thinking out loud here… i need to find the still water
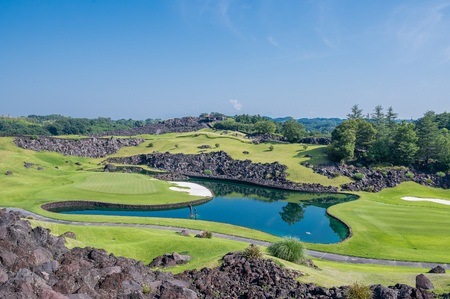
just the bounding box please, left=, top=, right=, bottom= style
left=56, top=179, right=357, bottom=244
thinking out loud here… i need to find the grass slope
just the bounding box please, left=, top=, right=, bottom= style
left=308, top=182, right=450, bottom=263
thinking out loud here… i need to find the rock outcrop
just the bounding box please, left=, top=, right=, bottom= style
left=0, top=209, right=446, bottom=298
left=15, top=136, right=144, bottom=158
left=314, top=163, right=450, bottom=192
left=95, top=117, right=212, bottom=136
left=107, top=151, right=339, bottom=193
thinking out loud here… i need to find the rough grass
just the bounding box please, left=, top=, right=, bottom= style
left=109, top=130, right=351, bottom=187
left=28, top=220, right=248, bottom=274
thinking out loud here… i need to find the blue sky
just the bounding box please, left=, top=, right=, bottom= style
left=1, top=0, right=449, bottom=119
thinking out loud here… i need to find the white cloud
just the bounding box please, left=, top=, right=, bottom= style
left=267, top=35, right=281, bottom=48
left=229, top=99, right=242, bottom=111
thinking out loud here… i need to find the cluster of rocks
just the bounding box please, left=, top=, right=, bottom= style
left=15, top=136, right=144, bottom=158
left=0, top=209, right=448, bottom=299
left=23, top=161, right=44, bottom=171
left=0, top=209, right=199, bottom=298
left=148, top=252, right=192, bottom=269
left=314, top=163, right=450, bottom=192
left=107, top=151, right=338, bottom=193
left=95, top=117, right=213, bottom=137
left=300, top=137, right=331, bottom=145
left=4, top=170, right=12, bottom=175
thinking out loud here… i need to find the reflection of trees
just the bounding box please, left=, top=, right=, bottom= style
left=326, top=214, right=349, bottom=240
left=279, top=203, right=305, bottom=226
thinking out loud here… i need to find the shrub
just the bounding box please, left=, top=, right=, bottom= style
left=200, top=230, right=212, bottom=238
left=405, top=172, right=414, bottom=179
left=346, top=282, right=372, bottom=299
left=436, top=171, right=446, bottom=177
left=243, top=151, right=249, bottom=154
left=267, top=237, right=305, bottom=263
left=215, top=143, right=220, bottom=148
left=204, top=169, right=212, bottom=175
left=269, top=145, right=274, bottom=151
left=425, top=178, right=433, bottom=184
left=242, top=244, right=263, bottom=259
left=146, top=143, right=153, bottom=148
left=353, top=173, right=364, bottom=181
left=302, top=145, right=308, bottom=151
left=142, top=284, right=151, bottom=294
left=174, top=144, right=179, bottom=148
left=332, top=173, right=340, bottom=178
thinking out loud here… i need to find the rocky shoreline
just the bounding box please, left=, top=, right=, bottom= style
left=0, top=209, right=446, bottom=298
left=106, top=151, right=339, bottom=193
left=14, top=136, right=145, bottom=158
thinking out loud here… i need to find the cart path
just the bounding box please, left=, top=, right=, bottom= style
left=6, top=208, right=449, bottom=270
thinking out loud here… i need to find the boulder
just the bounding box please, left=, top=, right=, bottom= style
left=148, top=252, right=192, bottom=268
left=429, top=265, right=446, bottom=274
left=4, top=170, right=12, bottom=175
left=416, top=274, right=434, bottom=290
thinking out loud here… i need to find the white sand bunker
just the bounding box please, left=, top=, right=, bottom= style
left=401, top=196, right=450, bottom=206
left=169, top=181, right=213, bottom=197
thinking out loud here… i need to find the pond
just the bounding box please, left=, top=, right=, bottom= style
left=54, top=179, right=357, bottom=244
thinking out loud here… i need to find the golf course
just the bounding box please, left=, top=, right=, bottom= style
left=1, top=130, right=450, bottom=292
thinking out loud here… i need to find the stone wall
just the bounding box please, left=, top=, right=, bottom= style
left=14, top=136, right=144, bottom=158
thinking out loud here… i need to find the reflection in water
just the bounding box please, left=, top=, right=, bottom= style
left=54, top=178, right=358, bottom=244
left=279, top=203, right=305, bottom=226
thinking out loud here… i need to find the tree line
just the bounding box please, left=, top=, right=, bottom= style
left=328, top=105, right=450, bottom=171
left=0, top=115, right=158, bottom=136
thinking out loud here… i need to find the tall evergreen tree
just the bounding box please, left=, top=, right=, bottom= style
left=392, top=122, right=419, bottom=166
left=347, top=104, right=363, bottom=120
left=328, top=120, right=357, bottom=162
left=416, top=111, right=440, bottom=162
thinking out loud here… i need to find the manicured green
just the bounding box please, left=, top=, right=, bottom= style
left=308, top=182, right=450, bottom=263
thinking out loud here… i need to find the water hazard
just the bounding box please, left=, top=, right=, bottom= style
left=54, top=179, right=357, bottom=244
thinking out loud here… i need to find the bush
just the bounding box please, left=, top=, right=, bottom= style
left=436, top=171, right=446, bottom=177
left=204, top=169, right=212, bottom=175
left=353, top=173, right=364, bottom=181
left=425, top=178, right=433, bottom=184
left=269, top=145, right=274, bottom=151
left=200, top=230, right=212, bottom=238
left=267, top=237, right=305, bottom=263
left=405, top=172, right=414, bottom=179
left=215, top=143, right=220, bottom=148
left=346, top=282, right=372, bottom=299
left=146, top=143, right=153, bottom=148
left=142, top=284, right=151, bottom=294
left=243, top=151, right=249, bottom=154
left=242, top=244, right=263, bottom=259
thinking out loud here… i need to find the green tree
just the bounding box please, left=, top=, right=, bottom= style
left=254, top=120, right=276, bottom=134
left=328, top=120, right=357, bottom=162
left=354, top=119, right=376, bottom=160
left=416, top=111, right=440, bottom=162
left=392, top=122, right=419, bottom=165
left=386, top=106, right=398, bottom=130
left=347, top=104, right=363, bottom=120
left=281, top=119, right=306, bottom=142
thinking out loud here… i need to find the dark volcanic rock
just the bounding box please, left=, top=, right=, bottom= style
left=0, top=209, right=444, bottom=299
left=148, top=252, right=192, bottom=268
left=429, top=266, right=446, bottom=274
left=107, top=151, right=339, bottom=193
left=416, top=274, right=434, bottom=290
left=15, top=136, right=144, bottom=158
left=95, top=117, right=212, bottom=137
left=313, top=163, right=450, bottom=192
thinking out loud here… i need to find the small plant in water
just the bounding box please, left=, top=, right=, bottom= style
left=267, top=237, right=305, bottom=263
left=346, top=282, right=372, bottom=299
left=242, top=244, right=263, bottom=259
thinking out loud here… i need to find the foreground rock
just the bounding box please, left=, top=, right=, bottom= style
left=149, top=252, right=192, bottom=268
left=107, top=151, right=338, bottom=193
left=0, top=209, right=447, bottom=298
left=14, top=136, right=144, bottom=158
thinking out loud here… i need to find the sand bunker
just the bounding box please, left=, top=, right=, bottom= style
left=169, top=181, right=213, bottom=197
left=401, top=196, right=450, bottom=206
